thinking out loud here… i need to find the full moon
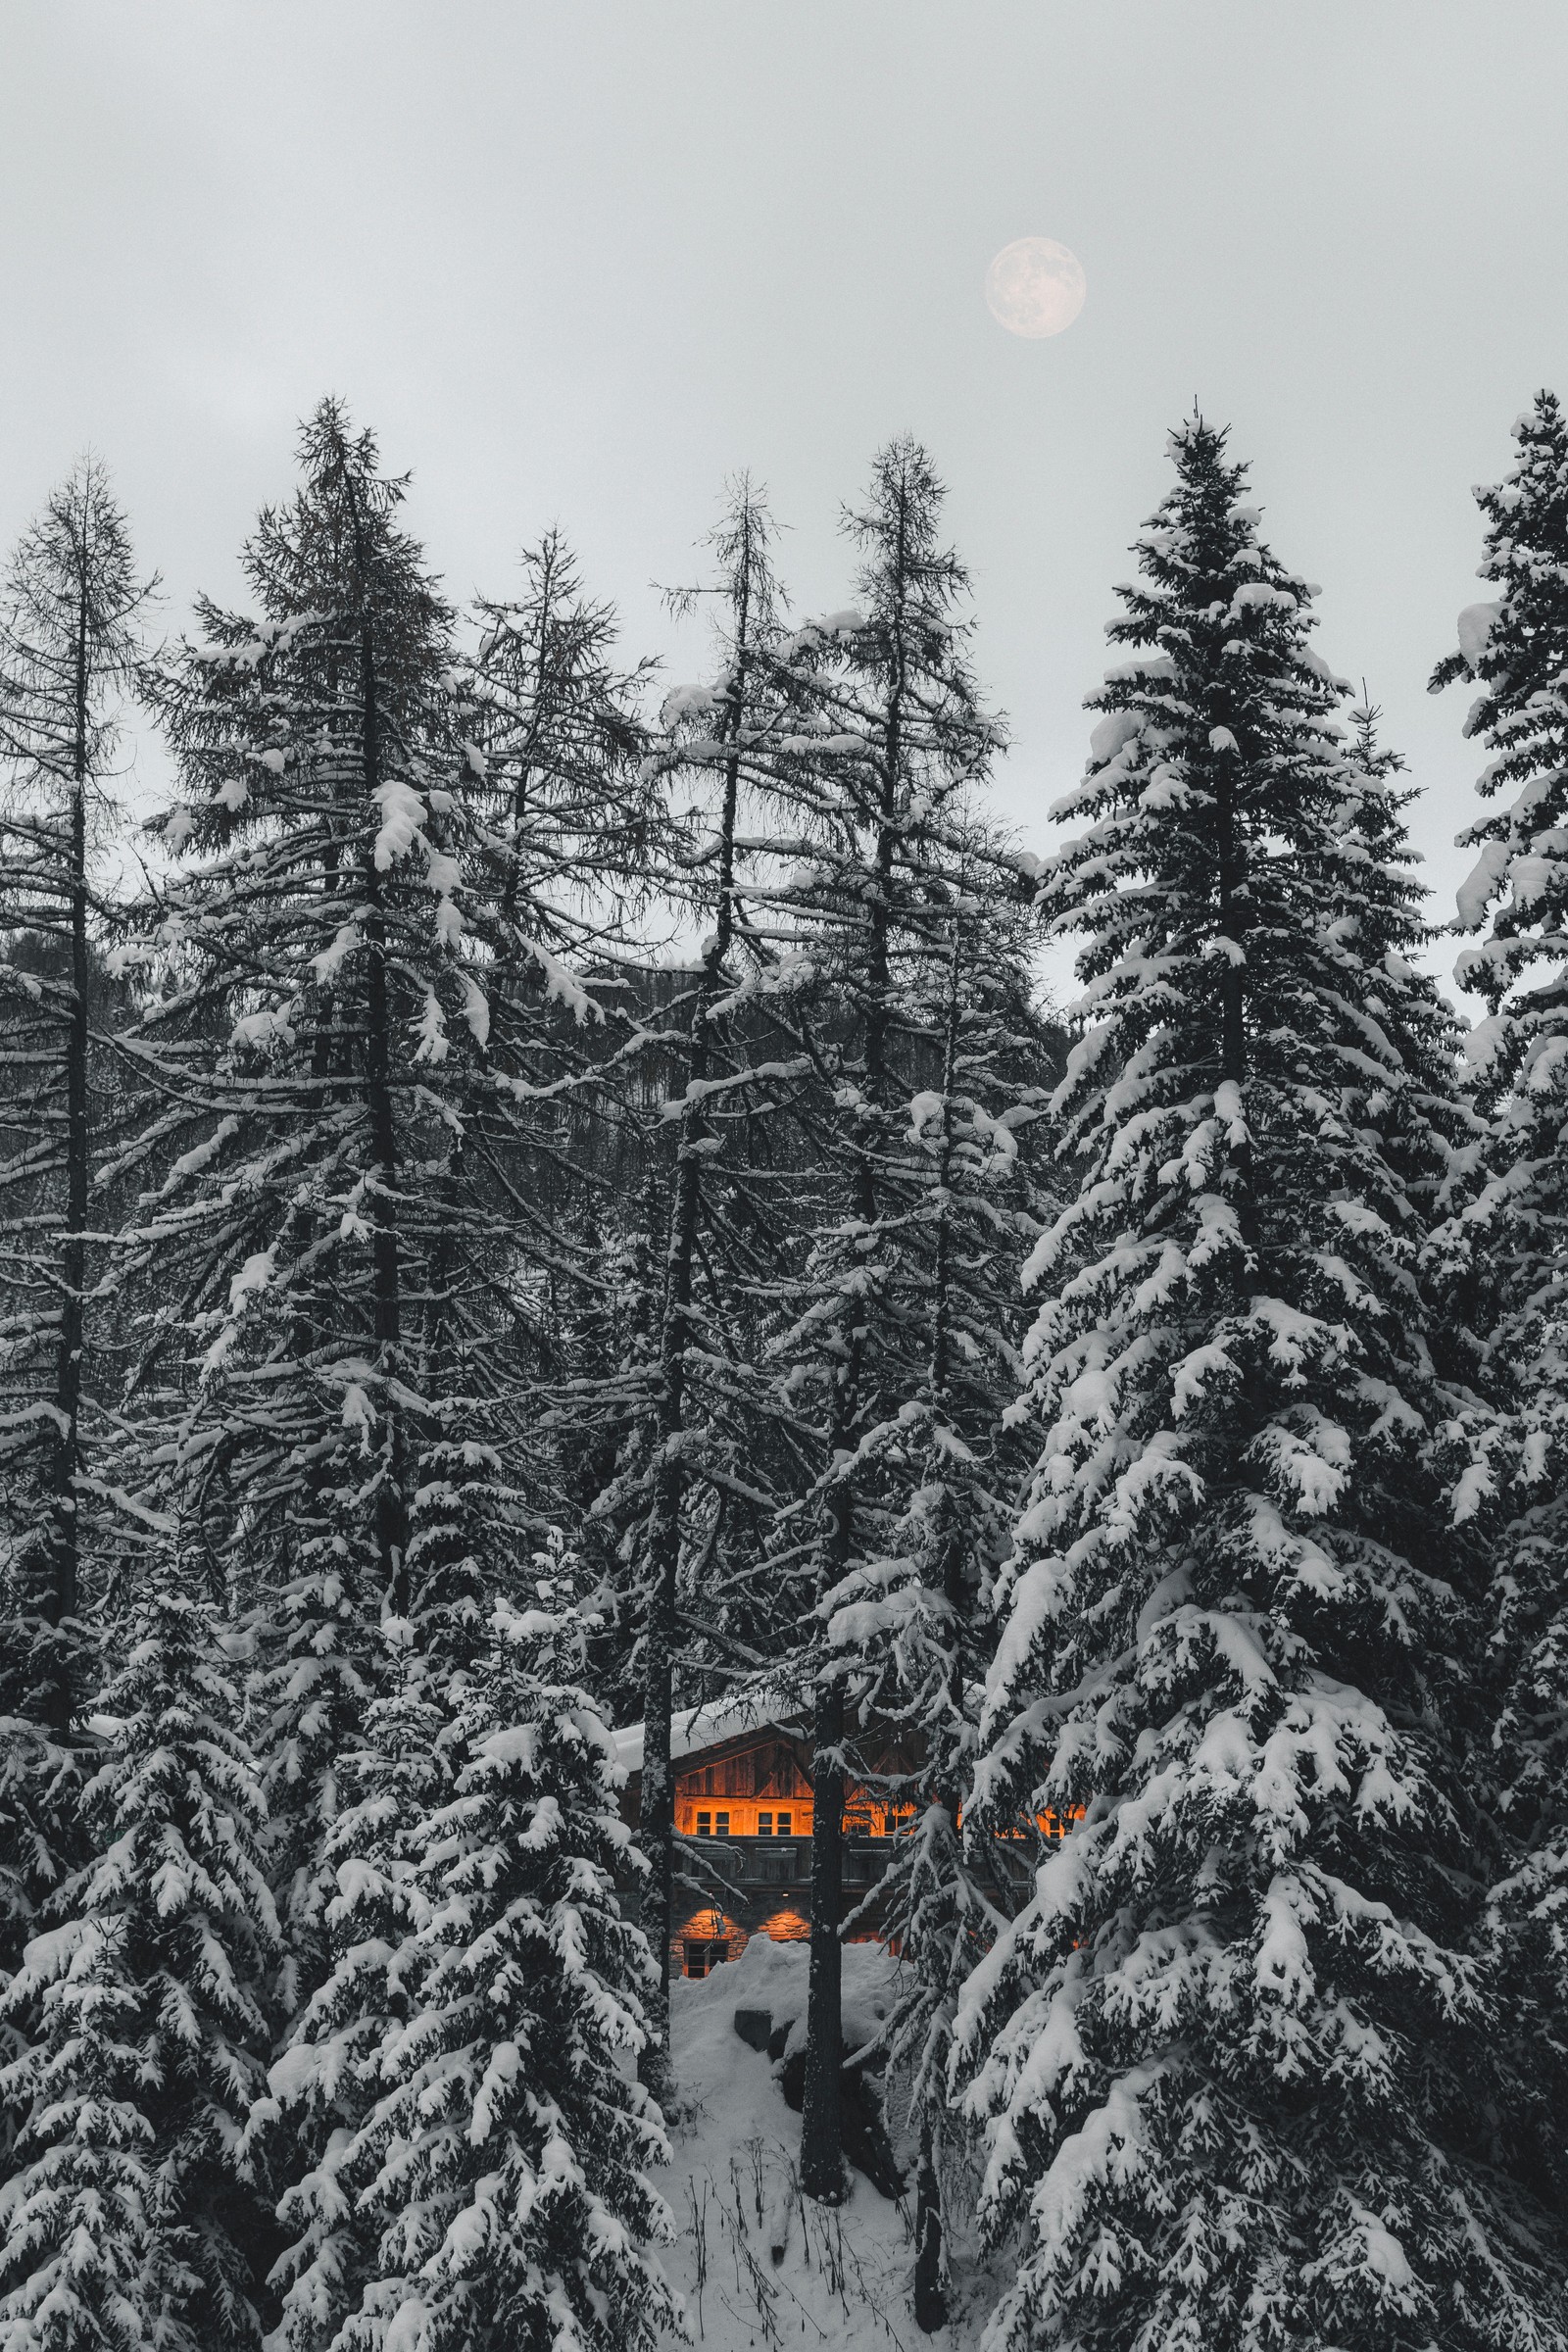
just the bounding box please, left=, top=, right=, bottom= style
left=985, top=237, right=1086, bottom=338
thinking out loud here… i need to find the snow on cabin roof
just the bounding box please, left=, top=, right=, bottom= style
left=613, top=1688, right=807, bottom=1781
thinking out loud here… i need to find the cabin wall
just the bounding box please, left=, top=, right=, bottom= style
left=653, top=1731, right=913, bottom=1976
left=624, top=1724, right=964, bottom=1977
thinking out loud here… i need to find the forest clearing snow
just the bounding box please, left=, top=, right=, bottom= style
left=658, top=1937, right=1006, bottom=2350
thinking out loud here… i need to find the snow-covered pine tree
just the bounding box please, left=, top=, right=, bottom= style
left=953, top=415, right=1566, bottom=2352
left=824, top=862, right=1054, bottom=2328
left=466, top=525, right=657, bottom=946
left=455, top=516, right=665, bottom=1434
left=1336, top=701, right=1477, bottom=1193
left=318, top=1593, right=678, bottom=2352
left=0, top=1570, right=276, bottom=2352
left=0, top=458, right=155, bottom=2171
left=118, top=407, right=683, bottom=2333
left=558, top=1170, right=668, bottom=1724
left=120, top=402, right=613, bottom=2024
left=258, top=1612, right=455, bottom=2352
left=0, top=1716, right=77, bottom=2180
left=1431, top=387, right=1568, bottom=2215
left=756, top=438, right=1010, bottom=2202
left=0, top=458, right=152, bottom=1728
left=456, top=518, right=670, bottom=1723
left=255, top=1426, right=527, bottom=2352
left=118, top=401, right=466, bottom=2038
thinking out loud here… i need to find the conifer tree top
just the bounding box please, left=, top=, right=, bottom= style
left=1434, top=387, right=1568, bottom=1061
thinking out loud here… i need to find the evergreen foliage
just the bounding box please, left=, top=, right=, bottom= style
left=261, top=1617, right=456, bottom=2352
left=752, top=436, right=1037, bottom=2203
left=608, top=477, right=813, bottom=2089
left=6, top=384, right=1568, bottom=2352
left=1433, top=388, right=1568, bottom=2218
left=825, top=873, right=1055, bottom=2322
left=0, top=457, right=152, bottom=1719
left=126, top=400, right=464, bottom=1615
left=954, top=416, right=1561, bottom=2352
left=0, top=1578, right=276, bottom=2352
left=320, top=1599, right=677, bottom=2352
left=118, top=404, right=647, bottom=2025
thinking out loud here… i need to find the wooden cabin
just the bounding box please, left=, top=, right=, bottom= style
left=615, top=1702, right=915, bottom=1979
left=615, top=1697, right=1075, bottom=1981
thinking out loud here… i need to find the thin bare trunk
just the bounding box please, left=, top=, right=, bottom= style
left=802, top=474, right=909, bottom=2202
left=43, top=561, right=91, bottom=1731
left=359, top=620, right=407, bottom=1606
left=1212, top=736, right=1254, bottom=1242
left=640, top=528, right=753, bottom=2096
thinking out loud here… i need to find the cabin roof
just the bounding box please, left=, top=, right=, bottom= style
left=612, top=1689, right=807, bottom=1782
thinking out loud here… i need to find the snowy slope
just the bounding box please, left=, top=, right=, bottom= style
left=657, top=1937, right=1006, bottom=2350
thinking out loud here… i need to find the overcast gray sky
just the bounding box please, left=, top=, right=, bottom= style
left=5, top=2, right=1565, bottom=1002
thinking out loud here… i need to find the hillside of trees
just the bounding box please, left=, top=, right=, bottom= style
left=3, top=391, right=1568, bottom=2352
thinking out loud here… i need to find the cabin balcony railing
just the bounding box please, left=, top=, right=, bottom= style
left=683, top=1834, right=897, bottom=1888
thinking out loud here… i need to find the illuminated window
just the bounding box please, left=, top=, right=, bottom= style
left=715, top=1811, right=730, bottom=1837
left=777, top=1811, right=792, bottom=1836
left=758, top=1811, right=773, bottom=1837
left=697, top=1811, right=711, bottom=1837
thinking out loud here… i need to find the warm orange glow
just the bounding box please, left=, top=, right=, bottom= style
left=674, top=1797, right=928, bottom=1838
left=677, top=1798, right=810, bottom=1838
left=672, top=1904, right=746, bottom=1976
left=984, top=1809, right=1083, bottom=1839
left=670, top=1899, right=812, bottom=1975
left=673, top=1783, right=918, bottom=1842
left=665, top=1739, right=1075, bottom=1853
left=756, top=1906, right=809, bottom=1942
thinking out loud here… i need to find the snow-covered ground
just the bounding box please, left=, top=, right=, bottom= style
left=657, top=1937, right=1007, bottom=2350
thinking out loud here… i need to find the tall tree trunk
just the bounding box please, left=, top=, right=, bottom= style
left=910, top=913, right=963, bottom=2324
left=639, top=562, right=751, bottom=2098
left=802, top=482, right=908, bottom=2201
left=43, top=568, right=91, bottom=1732
left=800, top=1662, right=847, bottom=2200
left=912, top=2120, right=946, bottom=2332
left=357, top=613, right=407, bottom=1607
left=1211, top=705, right=1253, bottom=1236
left=799, top=1151, right=874, bottom=2204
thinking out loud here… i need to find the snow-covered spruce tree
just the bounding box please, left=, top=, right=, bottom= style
left=556, top=1169, right=668, bottom=1722
left=952, top=415, right=1565, bottom=2352
left=756, top=437, right=1012, bottom=2203
left=0, top=1717, right=78, bottom=2179
left=257, top=1609, right=456, bottom=2352
left=1332, top=698, right=1480, bottom=1263
left=254, top=1431, right=524, bottom=2352
left=825, top=869, right=1054, bottom=2328
left=0, top=459, right=152, bottom=1730
left=129, top=398, right=462, bottom=1579
left=317, top=1594, right=677, bottom=2352
left=1431, top=387, right=1568, bottom=2216
left=0, top=1572, right=277, bottom=2352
